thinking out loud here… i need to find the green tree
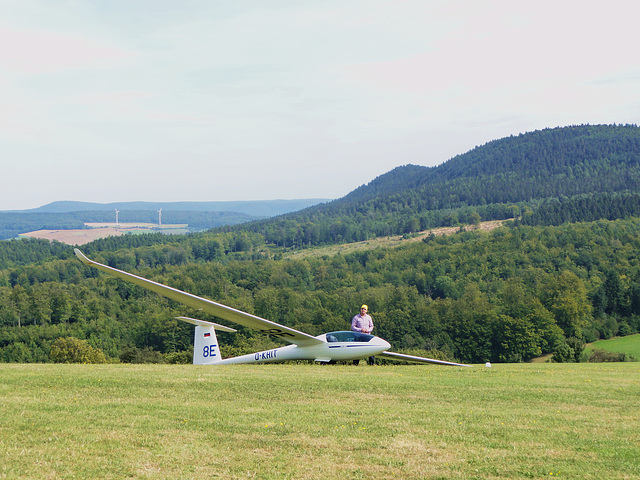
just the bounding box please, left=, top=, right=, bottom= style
left=539, top=271, right=592, bottom=338
left=50, top=337, right=107, bottom=364
left=493, top=314, right=541, bottom=362
left=470, top=211, right=482, bottom=226
left=498, top=279, right=563, bottom=356
left=439, top=285, right=494, bottom=363
left=10, top=285, right=29, bottom=328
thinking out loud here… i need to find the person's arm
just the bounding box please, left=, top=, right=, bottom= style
left=351, top=316, right=362, bottom=332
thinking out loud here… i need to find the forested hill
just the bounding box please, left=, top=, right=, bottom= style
left=227, top=124, right=640, bottom=246
left=347, top=123, right=640, bottom=203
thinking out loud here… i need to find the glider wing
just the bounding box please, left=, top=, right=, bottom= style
left=378, top=351, right=473, bottom=367
left=74, top=249, right=324, bottom=347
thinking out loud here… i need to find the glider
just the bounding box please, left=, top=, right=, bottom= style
left=74, top=249, right=471, bottom=367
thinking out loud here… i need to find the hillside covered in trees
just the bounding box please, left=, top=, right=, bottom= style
left=1, top=124, right=640, bottom=365
left=1, top=219, right=640, bottom=364
left=226, top=124, right=640, bottom=246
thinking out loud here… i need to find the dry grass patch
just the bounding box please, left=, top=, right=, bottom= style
left=285, top=220, right=509, bottom=259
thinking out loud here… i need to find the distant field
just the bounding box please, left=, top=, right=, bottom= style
left=20, top=224, right=190, bottom=246
left=1, top=363, right=638, bottom=479
left=586, top=333, right=640, bottom=358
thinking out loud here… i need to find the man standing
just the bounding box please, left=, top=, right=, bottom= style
left=351, top=304, right=375, bottom=365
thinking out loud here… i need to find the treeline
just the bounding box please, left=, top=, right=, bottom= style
left=518, top=192, right=640, bottom=226
left=220, top=124, right=640, bottom=247
left=229, top=203, right=520, bottom=247
left=0, top=238, right=72, bottom=270
left=223, top=189, right=640, bottom=248
left=2, top=218, right=640, bottom=363
left=0, top=212, right=86, bottom=239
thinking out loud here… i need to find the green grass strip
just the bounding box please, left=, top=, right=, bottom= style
left=1, top=363, right=639, bottom=479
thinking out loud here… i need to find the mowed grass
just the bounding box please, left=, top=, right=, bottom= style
left=1, top=363, right=639, bottom=479
left=585, top=333, right=640, bottom=358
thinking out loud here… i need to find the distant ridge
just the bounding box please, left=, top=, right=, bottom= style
left=13, top=199, right=330, bottom=218
left=0, top=199, right=330, bottom=241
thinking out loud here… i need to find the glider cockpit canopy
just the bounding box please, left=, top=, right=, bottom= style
left=325, top=331, right=375, bottom=343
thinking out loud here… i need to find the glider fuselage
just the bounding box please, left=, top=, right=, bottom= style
left=212, top=332, right=391, bottom=365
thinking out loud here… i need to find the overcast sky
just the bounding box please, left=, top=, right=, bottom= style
left=1, top=0, right=639, bottom=210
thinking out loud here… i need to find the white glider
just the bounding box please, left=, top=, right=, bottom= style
left=74, top=249, right=471, bottom=367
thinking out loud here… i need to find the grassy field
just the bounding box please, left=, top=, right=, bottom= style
left=585, top=333, right=640, bottom=359
left=1, top=363, right=638, bottom=480
left=284, top=220, right=507, bottom=260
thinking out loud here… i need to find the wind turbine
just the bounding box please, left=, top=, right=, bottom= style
left=115, top=209, right=120, bottom=226
left=157, top=208, right=162, bottom=226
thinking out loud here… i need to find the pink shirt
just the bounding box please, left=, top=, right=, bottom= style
left=351, top=313, right=373, bottom=333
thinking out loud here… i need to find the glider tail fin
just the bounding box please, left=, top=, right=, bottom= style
left=177, top=316, right=237, bottom=365
left=193, top=323, right=221, bottom=365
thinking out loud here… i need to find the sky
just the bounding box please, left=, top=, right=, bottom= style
left=1, top=0, right=639, bottom=210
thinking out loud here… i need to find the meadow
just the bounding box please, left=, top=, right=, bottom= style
left=1, top=362, right=638, bottom=480
left=585, top=333, right=640, bottom=359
